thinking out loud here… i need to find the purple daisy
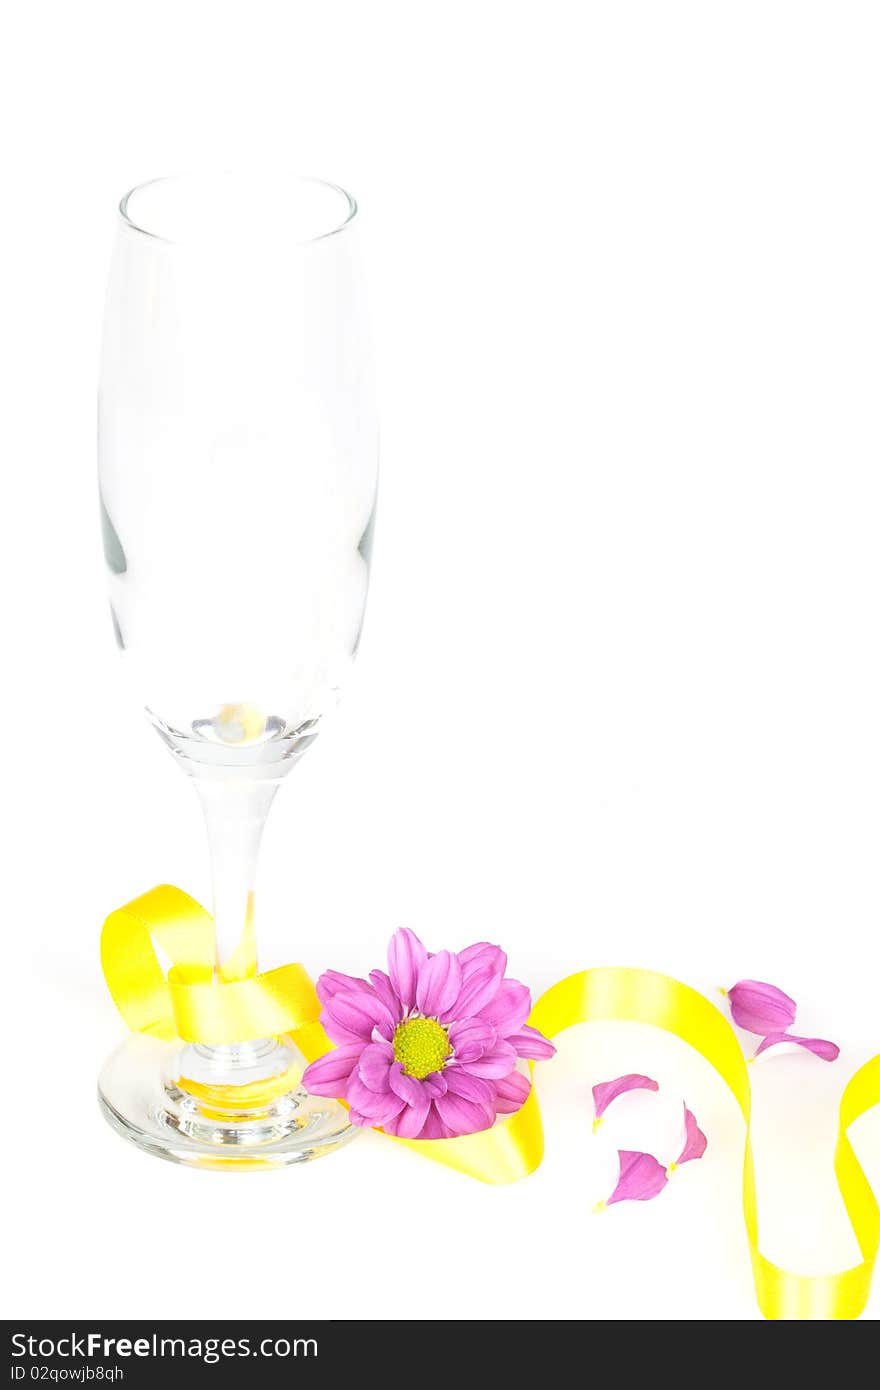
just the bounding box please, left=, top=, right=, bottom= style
left=302, top=928, right=556, bottom=1139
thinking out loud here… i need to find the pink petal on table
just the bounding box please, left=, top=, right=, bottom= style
left=592, top=1074, right=659, bottom=1122
left=727, top=979, right=796, bottom=1035
left=753, top=1032, right=840, bottom=1062
left=606, top=1150, right=669, bottom=1206
left=676, top=1105, right=708, bottom=1165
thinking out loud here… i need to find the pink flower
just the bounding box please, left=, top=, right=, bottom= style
left=302, top=928, right=556, bottom=1139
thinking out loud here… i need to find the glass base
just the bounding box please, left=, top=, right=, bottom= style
left=98, top=1032, right=357, bottom=1170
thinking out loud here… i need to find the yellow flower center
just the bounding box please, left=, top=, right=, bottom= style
left=392, top=1016, right=451, bottom=1079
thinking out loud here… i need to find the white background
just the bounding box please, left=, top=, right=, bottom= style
left=3, top=0, right=880, bottom=1321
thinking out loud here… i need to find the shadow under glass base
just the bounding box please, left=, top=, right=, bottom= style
left=98, top=1032, right=357, bottom=1170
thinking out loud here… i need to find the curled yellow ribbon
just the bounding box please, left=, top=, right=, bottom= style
left=101, top=886, right=880, bottom=1320
left=100, top=885, right=324, bottom=1049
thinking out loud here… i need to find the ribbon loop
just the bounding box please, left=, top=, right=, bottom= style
left=101, top=884, right=320, bottom=1044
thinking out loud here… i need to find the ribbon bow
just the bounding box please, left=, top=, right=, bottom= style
left=101, top=885, right=880, bottom=1320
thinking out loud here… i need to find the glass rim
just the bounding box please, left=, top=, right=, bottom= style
left=118, top=171, right=359, bottom=246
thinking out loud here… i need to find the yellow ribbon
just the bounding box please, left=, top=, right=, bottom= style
left=101, top=886, right=880, bottom=1320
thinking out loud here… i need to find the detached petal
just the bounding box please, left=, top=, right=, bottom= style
left=416, top=950, right=463, bottom=1018
left=387, top=928, right=428, bottom=1011
left=753, top=1032, right=840, bottom=1062
left=592, top=1073, right=658, bottom=1122
left=676, top=1105, right=708, bottom=1165
left=606, top=1150, right=669, bottom=1206
left=727, top=979, right=797, bottom=1035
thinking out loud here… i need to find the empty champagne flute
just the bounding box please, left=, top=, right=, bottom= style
left=97, top=171, right=378, bottom=1167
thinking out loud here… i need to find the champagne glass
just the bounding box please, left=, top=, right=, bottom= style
left=97, top=172, right=378, bottom=1167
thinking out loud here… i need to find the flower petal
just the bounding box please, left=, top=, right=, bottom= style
left=346, top=1076, right=407, bottom=1125
left=383, top=1093, right=432, bottom=1138
left=316, top=969, right=369, bottom=1006
left=421, top=1071, right=447, bottom=1099
left=387, top=928, right=428, bottom=1011
left=727, top=979, right=797, bottom=1035
left=418, top=1105, right=452, bottom=1139
left=369, top=969, right=405, bottom=1023
left=592, top=1073, right=659, bottom=1121
left=753, top=1032, right=840, bottom=1062
left=455, top=1040, right=517, bottom=1078
left=443, top=1068, right=496, bottom=1112
left=434, top=1091, right=495, bottom=1137
left=447, top=944, right=507, bottom=1019
left=323, top=986, right=395, bottom=1043
left=676, top=1105, right=708, bottom=1165
left=507, top=1024, right=556, bottom=1061
left=416, top=949, right=463, bottom=1018
left=606, top=1150, right=669, bottom=1206
left=494, top=1070, right=531, bottom=1114
left=347, top=1109, right=374, bottom=1128
left=448, top=1017, right=495, bottom=1063
left=458, top=941, right=507, bottom=972
left=301, top=1044, right=363, bottom=1097
left=388, top=1061, right=428, bottom=1105
left=477, top=978, right=531, bottom=1036
left=357, top=1041, right=395, bottom=1092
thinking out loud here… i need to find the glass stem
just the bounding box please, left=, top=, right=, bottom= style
left=193, top=773, right=281, bottom=981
